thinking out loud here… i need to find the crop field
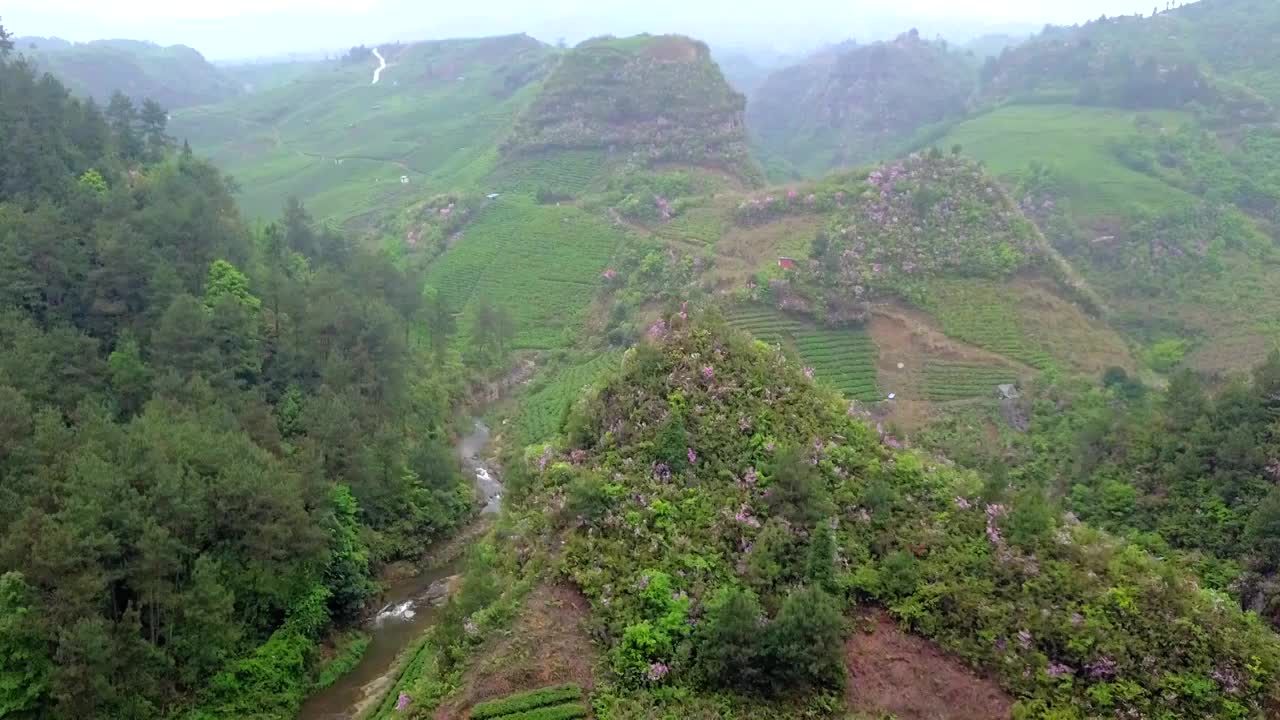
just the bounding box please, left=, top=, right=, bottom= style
left=727, top=306, right=880, bottom=401
left=171, top=39, right=552, bottom=224
left=425, top=197, right=632, bottom=350
left=470, top=684, right=587, bottom=720
left=940, top=105, right=1192, bottom=218
left=513, top=353, right=623, bottom=444
left=919, top=280, right=1056, bottom=369
left=921, top=362, right=1019, bottom=400
left=488, top=150, right=611, bottom=197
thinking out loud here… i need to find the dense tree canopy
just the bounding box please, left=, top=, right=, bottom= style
left=0, top=45, right=472, bottom=719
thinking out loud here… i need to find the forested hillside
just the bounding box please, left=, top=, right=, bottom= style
left=486, top=313, right=1280, bottom=718
left=503, top=34, right=762, bottom=185
left=0, top=33, right=474, bottom=718
left=17, top=37, right=240, bottom=109
left=749, top=31, right=975, bottom=176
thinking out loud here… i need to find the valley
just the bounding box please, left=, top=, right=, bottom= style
left=4, top=1, right=1280, bottom=718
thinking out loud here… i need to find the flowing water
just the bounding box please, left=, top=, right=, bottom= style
left=297, top=418, right=500, bottom=720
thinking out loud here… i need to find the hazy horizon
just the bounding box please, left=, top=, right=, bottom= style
left=4, top=0, right=1196, bottom=61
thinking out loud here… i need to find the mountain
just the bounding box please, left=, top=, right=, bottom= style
left=502, top=34, right=763, bottom=186
left=973, top=0, right=1280, bottom=120
left=373, top=312, right=1280, bottom=719
left=171, top=34, right=556, bottom=226
left=748, top=31, right=976, bottom=176
left=16, top=37, right=240, bottom=109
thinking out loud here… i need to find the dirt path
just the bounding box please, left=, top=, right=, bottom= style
left=372, top=47, right=388, bottom=85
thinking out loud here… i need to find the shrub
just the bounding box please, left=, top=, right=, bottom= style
left=694, top=587, right=765, bottom=690
left=762, top=587, right=846, bottom=694
left=470, top=685, right=582, bottom=719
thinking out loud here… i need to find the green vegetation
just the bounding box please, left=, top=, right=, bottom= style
left=312, top=632, right=371, bottom=690
left=941, top=105, right=1192, bottom=217
left=488, top=150, right=610, bottom=198
left=20, top=37, right=240, bottom=108
left=0, top=36, right=474, bottom=719
left=727, top=307, right=880, bottom=401
left=976, top=3, right=1277, bottom=119
left=172, top=36, right=554, bottom=225
left=512, top=353, right=622, bottom=445
left=489, top=704, right=589, bottom=720
left=424, top=196, right=632, bottom=350
left=750, top=30, right=976, bottom=175
left=511, top=314, right=1280, bottom=718
left=918, top=281, right=1056, bottom=369
left=504, top=34, right=762, bottom=184
left=470, top=685, right=583, bottom=718
left=922, top=362, right=1019, bottom=400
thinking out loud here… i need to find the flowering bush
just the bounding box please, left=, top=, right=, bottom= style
left=802, top=153, right=1040, bottom=301
left=510, top=314, right=1280, bottom=716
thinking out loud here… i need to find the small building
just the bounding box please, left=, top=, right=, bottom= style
left=400, top=175, right=410, bottom=184
left=486, top=193, right=501, bottom=200
left=778, top=257, right=797, bottom=270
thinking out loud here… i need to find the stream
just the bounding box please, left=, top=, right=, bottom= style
left=297, top=418, right=500, bottom=720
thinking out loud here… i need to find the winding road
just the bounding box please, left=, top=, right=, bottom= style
left=371, top=47, right=387, bottom=85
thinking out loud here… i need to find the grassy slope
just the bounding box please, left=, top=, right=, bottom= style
left=172, top=36, right=554, bottom=226
left=424, top=196, right=633, bottom=350
left=941, top=105, right=1280, bottom=372
left=943, top=105, right=1192, bottom=217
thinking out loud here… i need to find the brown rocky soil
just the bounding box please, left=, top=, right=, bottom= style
left=434, top=583, right=596, bottom=720
left=846, top=610, right=1013, bottom=720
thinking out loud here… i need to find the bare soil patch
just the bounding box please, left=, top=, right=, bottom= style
left=434, top=583, right=596, bottom=720
left=846, top=610, right=1013, bottom=720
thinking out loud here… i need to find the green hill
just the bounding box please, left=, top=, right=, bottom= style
left=748, top=31, right=976, bottom=176
left=502, top=34, right=762, bottom=186
left=941, top=103, right=1280, bottom=373
left=975, top=3, right=1276, bottom=121
left=382, top=313, right=1280, bottom=719
left=171, top=35, right=555, bottom=226
left=18, top=37, right=240, bottom=109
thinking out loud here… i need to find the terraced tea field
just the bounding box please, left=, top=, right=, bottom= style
left=425, top=197, right=632, bottom=349
left=489, top=150, right=610, bottom=197
left=172, top=36, right=554, bottom=224
left=469, top=684, right=588, bottom=720
left=920, top=281, right=1056, bottom=369
left=513, top=353, right=622, bottom=444
left=921, top=362, right=1020, bottom=400
left=727, top=306, right=881, bottom=401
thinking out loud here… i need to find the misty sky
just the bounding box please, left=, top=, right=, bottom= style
left=5, top=0, right=1188, bottom=60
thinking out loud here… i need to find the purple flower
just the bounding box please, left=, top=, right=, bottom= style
left=1212, top=666, right=1242, bottom=693
left=1086, top=656, right=1117, bottom=679
left=654, top=463, right=672, bottom=482
left=803, top=367, right=815, bottom=379
left=1047, top=662, right=1073, bottom=679
left=647, top=662, right=669, bottom=682
left=954, top=496, right=971, bottom=510
left=786, top=189, right=798, bottom=200
left=687, top=447, right=697, bottom=465
left=743, top=467, right=758, bottom=485
left=647, top=319, right=667, bottom=340
left=735, top=505, right=760, bottom=528
left=395, top=693, right=412, bottom=711
left=872, top=263, right=883, bottom=273
left=702, top=366, right=715, bottom=380
left=602, top=268, right=618, bottom=280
